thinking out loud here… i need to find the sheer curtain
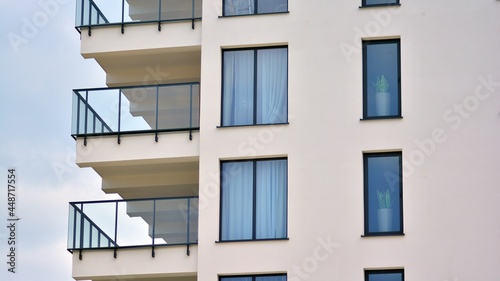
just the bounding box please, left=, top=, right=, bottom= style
left=222, top=50, right=255, bottom=126
left=257, top=48, right=288, bottom=124
left=256, top=276, right=287, bottom=281
left=225, top=0, right=255, bottom=15
left=255, top=159, right=287, bottom=239
left=221, top=162, right=253, bottom=240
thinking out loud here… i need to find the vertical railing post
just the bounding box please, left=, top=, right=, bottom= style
left=84, top=91, right=89, bottom=146
left=155, top=85, right=159, bottom=142
left=71, top=205, right=77, bottom=251
left=121, top=0, right=125, bottom=34
left=151, top=199, right=157, bottom=257
left=75, top=92, right=81, bottom=136
left=191, top=0, right=195, bottom=29
left=117, top=89, right=122, bottom=144
left=78, top=203, right=85, bottom=260
left=80, top=0, right=85, bottom=27
left=113, top=201, right=119, bottom=258
left=158, top=0, right=162, bottom=31
left=189, top=84, right=193, bottom=140
left=186, top=198, right=191, bottom=256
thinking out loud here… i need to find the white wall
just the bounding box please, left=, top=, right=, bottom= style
left=197, top=0, right=500, bottom=280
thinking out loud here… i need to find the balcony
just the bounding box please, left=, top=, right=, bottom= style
left=75, top=0, right=202, bottom=33
left=68, top=196, right=198, bottom=258
left=71, top=83, right=200, bottom=144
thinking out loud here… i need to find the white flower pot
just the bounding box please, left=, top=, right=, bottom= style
left=377, top=208, right=393, bottom=232
left=375, top=91, right=390, bottom=116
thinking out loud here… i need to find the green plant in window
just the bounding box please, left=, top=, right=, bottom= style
left=373, top=75, right=389, bottom=93
left=376, top=189, right=392, bottom=209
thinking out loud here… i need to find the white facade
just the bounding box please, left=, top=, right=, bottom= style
left=69, top=1, right=500, bottom=281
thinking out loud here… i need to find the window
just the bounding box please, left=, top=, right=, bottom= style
left=363, top=39, right=401, bottom=119
left=220, top=274, right=287, bottom=281
left=362, top=0, right=400, bottom=7
left=220, top=158, right=287, bottom=241
left=365, top=269, right=404, bottom=281
left=363, top=152, right=403, bottom=235
left=223, top=0, right=288, bottom=16
left=222, top=47, right=288, bottom=126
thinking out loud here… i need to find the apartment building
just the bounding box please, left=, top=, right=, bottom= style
left=67, top=1, right=500, bottom=281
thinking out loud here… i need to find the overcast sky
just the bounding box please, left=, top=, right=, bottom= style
left=0, top=1, right=112, bottom=280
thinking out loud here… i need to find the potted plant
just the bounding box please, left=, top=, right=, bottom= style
left=376, top=188, right=392, bottom=232
left=373, top=75, right=390, bottom=116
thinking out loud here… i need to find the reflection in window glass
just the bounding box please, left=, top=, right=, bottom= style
left=224, top=0, right=287, bottom=16
left=222, top=47, right=288, bottom=126
left=363, top=39, right=401, bottom=118
left=363, top=0, right=399, bottom=6
left=220, top=159, right=287, bottom=241
left=364, top=153, right=403, bottom=235
left=220, top=275, right=286, bottom=281
left=366, top=270, right=404, bottom=281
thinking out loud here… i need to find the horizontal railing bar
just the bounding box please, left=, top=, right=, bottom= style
left=68, top=241, right=198, bottom=251
left=71, top=127, right=200, bottom=138
left=76, top=17, right=202, bottom=29
left=70, top=196, right=199, bottom=205
left=73, top=82, right=200, bottom=93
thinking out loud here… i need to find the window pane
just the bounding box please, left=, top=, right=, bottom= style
left=255, top=160, right=287, bottom=239
left=222, top=50, right=255, bottom=126
left=257, top=0, right=287, bottom=13
left=365, top=154, right=402, bottom=234
left=364, top=40, right=400, bottom=118
left=256, top=275, right=287, bottom=281
left=367, top=271, right=403, bottom=281
left=221, top=162, right=254, bottom=240
left=364, top=0, right=398, bottom=5
left=257, top=48, right=288, bottom=124
left=224, top=0, right=255, bottom=15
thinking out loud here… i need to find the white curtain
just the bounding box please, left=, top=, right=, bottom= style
left=221, top=162, right=253, bottom=240
left=256, top=276, right=287, bottom=281
left=225, top=0, right=255, bottom=15
left=222, top=50, right=255, bottom=126
left=257, top=48, right=288, bottom=124
left=221, top=160, right=287, bottom=241
left=255, top=159, right=287, bottom=239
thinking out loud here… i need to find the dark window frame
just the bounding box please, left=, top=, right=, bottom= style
left=219, top=158, right=288, bottom=242
left=362, top=39, right=402, bottom=120
left=221, top=46, right=289, bottom=127
left=222, top=0, right=289, bottom=16
left=365, top=269, right=404, bottom=281
left=360, top=0, right=401, bottom=8
left=220, top=274, right=287, bottom=281
left=363, top=152, right=404, bottom=236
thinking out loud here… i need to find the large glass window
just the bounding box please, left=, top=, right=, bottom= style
left=222, top=47, right=288, bottom=126
left=223, top=0, right=288, bottom=16
left=365, top=269, right=404, bottom=281
left=363, top=152, right=403, bottom=235
left=363, top=39, right=401, bottom=119
left=220, top=159, right=287, bottom=241
left=362, top=0, right=400, bottom=7
left=220, top=275, right=287, bottom=281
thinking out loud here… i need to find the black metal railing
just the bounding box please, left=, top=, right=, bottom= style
left=68, top=196, right=198, bottom=258
left=71, top=83, right=200, bottom=144
left=75, top=0, right=202, bottom=33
